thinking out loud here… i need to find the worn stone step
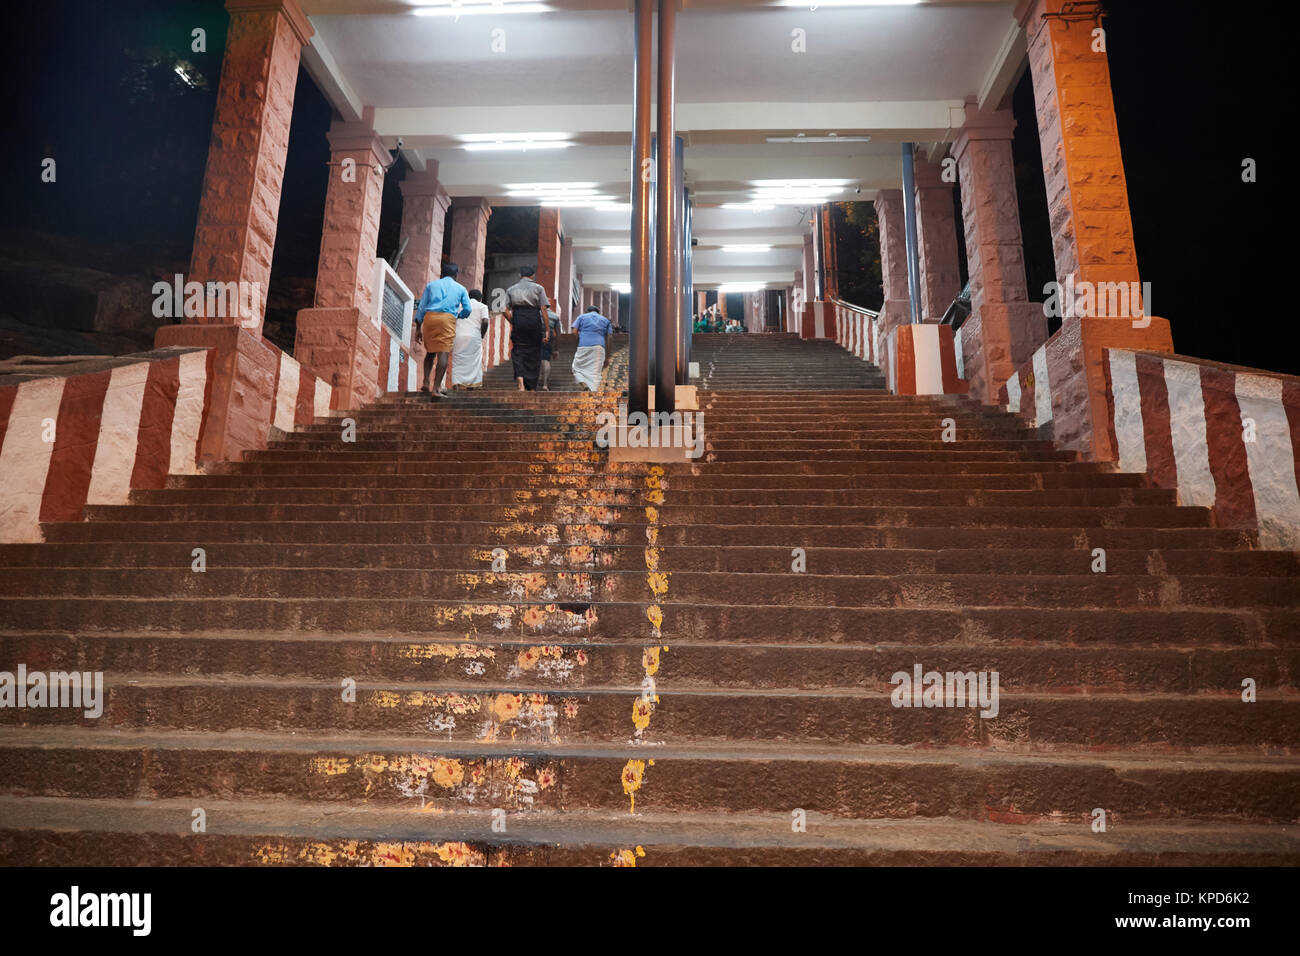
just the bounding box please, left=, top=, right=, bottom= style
left=2, top=729, right=1297, bottom=822
left=161, top=471, right=1150, bottom=490
left=1, top=632, right=1293, bottom=693
left=77, top=502, right=1212, bottom=529
left=2, top=676, right=1296, bottom=748
left=0, top=542, right=1291, bottom=577
left=37, top=520, right=1255, bottom=554
left=5, top=798, right=1297, bottom=865
left=125, top=487, right=1180, bottom=508
left=3, top=568, right=1290, bottom=609
left=1, top=596, right=1295, bottom=646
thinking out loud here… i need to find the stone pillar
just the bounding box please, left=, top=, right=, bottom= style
left=558, top=235, right=574, bottom=327
left=790, top=273, right=802, bottom=331
left=572, top=273, right=584, bottom=329
left=610, top=292, right=620, bottom=328
left=449, top=197, right=492, bottom=294
left=1002, top=2, right=1173, bottom=462
left=914, top=157, right=963, bottom=322
left=802, top=232, right=816, bottom=312
left=293, top=117, right=389, bottom=412
left=873, top=189, right=912, bottom=347
left=185, top=0, right=313, bottom=336
left=696, top=291, right=707, bottom=316
left=1019, top=0, right=1139, bottom=294
left=536, top=208, right=562, bottom=308
left=952, top=100, right=1047, bottom=402
left=312, top=120, right=388, bottom=311
left=397, top=164, right=451, bottom=297
left=156, top=0, right=312, bottom=465
left=745, top=291, right=766, bottom=332
left=718, top=292, right=728, bottom=319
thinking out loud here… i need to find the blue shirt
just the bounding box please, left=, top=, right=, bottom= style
left=574, top=311, right=612, bottom=348
left=418, top=276, right=471, bottom=321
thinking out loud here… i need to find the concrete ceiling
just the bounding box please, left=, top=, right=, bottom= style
left=298, top=0, right=1029, bottom=288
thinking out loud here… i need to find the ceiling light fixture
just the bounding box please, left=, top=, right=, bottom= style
left=765, top=133, right=872, bottom=144
left=414, top=2, right=551, bottom=18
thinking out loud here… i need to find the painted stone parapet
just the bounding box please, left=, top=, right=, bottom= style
left=885, top=324, right=966, bottom=397
left=0, top=343, right=332, bottom=542
left=996, top=315, right=1173, bottom=462
left=293, top=306, right=381, bottom=412
left=1101, top=351, right=1299, bottom=550
left=799, top=301, right=838, bottom=340
left=828, top=301, right=965, bottom=397
left=834, top=302, right=878, bottom=364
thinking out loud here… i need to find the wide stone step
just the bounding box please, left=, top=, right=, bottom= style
left=0, top=542, right=1290, bottom=576
left=4, top=798, right=1295, bottom=865
left=1, top=598, right=1294, bottom=646
left=77, top=503, right=1212, bottom=528
left=161, top=471, right=1150, bottom=490
left=125, top=487, right=1180, bottom=508
left=38, top=520, right=1255, bottom=550
left=2, top=730, right=1296, bottom=822
left=1, top=633, right=1292, bottom=693
left=2, top=677, right=1296, bottom=748
left=2, top=568, right=1290, bottom=609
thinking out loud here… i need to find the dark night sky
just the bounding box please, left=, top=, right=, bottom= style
left=0, top=0, right=1289, bottom=373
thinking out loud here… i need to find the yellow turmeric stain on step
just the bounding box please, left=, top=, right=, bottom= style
left=621, top=759, right=646, bottom=813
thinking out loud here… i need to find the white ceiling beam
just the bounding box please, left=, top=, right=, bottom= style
left=374, top=100, right=965, bottom=140
left=299, top=32, right=364, bottom=122
left=977, top=16, right=1029, bottom=112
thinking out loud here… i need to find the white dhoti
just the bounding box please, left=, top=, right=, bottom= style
left=571, top=345, right=605, bottom=391
left=450, top=320, right=484, bottom=387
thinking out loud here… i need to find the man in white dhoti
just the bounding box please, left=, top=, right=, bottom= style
left=571, top=304, right=612, bottom=392
left=451, top=288, right=489, bottom=389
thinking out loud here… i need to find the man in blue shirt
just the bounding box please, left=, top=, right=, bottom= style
left=570, top=305, right=613, bottom=391
left=416, top=262, right=471, bottom=397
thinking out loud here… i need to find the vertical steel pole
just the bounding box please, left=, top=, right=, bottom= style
left=629, top=0, right=654, bottom=415
left=901, top=142, right=923, bottom=325
left=654, top=0, right=678, bottom=413
left=680, top=184, right=693, bottom=383
left=813, top=205, right=825, bottom=301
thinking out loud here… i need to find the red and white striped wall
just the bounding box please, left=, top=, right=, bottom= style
left=886, top=323, right=965, bottom=396
left=799, top=301, right=838, bottom=340
left=483, top=312, right=513, bottom=372
left=834, top=303, right=879, bottom=365
left=1103, top=350, right=1300, bottom=550
left=1002, top=339, right=1057, bottom=430
left=377, top=324, right=418, bottom=394
left=377, top=314, right=516, bottom=393
left=0, top=346, right=333, bottom=543
left=273, top=347, right=333, bottom=434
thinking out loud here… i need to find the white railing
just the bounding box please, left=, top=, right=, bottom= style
left=373, top=258, right=415, bottom=348
left=829, top=298, right=881, bottom=368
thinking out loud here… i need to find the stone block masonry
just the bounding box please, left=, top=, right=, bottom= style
left=187, top=0, right=314, bottom=338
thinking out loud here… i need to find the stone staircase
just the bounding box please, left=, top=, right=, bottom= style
left=478, top=332, right=628, bottom=392
left=1, top=334, right=1297, bottom=866
left=693, top=332, right=887, bottom=390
